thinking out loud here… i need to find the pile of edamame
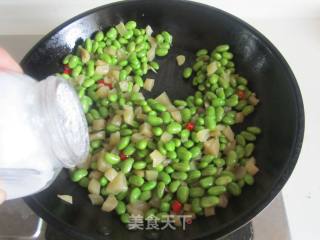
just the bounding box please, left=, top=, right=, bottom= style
left=62, top=21, right=261, bottom=225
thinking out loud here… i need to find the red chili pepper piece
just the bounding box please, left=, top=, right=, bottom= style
left=237, top=90, right=246, bottom=100
left=171, top=200, right=182, bottom=214
left=185, top=122, right=195, bottom=131
left=119, top=152, right=127, bottom=161
left=63, top=67, right=72, bottom=75
left=97, top=79, right=105, bottom=85
left=106, top=83, right=113, bottom=89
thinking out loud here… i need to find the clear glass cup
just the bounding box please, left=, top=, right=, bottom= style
left=0, top=72, right=89, bottom=199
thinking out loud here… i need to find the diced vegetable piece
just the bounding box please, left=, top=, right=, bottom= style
left=102, top=195, right=118, bottom=212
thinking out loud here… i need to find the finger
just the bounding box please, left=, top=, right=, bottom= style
left=0, top=48, right=23, bottom=73
left=0, top=189, right=6, bottom=205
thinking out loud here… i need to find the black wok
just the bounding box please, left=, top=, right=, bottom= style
left=21, top=0, right=304, bottom=239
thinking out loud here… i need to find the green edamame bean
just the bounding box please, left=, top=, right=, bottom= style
left=158, top=144, right=167, bottom=155
left=183, top=140, right=194, bottom=149
left=241, top=131, right=256, bottom=141
left=91, top=140, right=102, bottom=149
left=190, top=187, right=205, bottom=198
left=172, top=162, right=190, bottom=172
left=151, top=103, right=167, bottom=112
left=117, top=191, right=128, bottom=201
left=147, top=115, right=163, bottom=126
left=133, top=161, right=147, bottom=170
left=118, top=136, right=131, bottom=150
left=160, top=202, right=170, bottom=212
left=167, top=151, right=177, bottom=160
left=71, top=169, right=88, bottom=182
left=205, top=116, right=216, bottom=130
left=183, top=67, right=193, bottom=79
left=79, top=177, right=89, bottom=188
left=165, top=166, right=174, bottom=174
left=208, top=186, right=226, bottom=196
left=181, top=108, right=192, bottom=122
left=193, top=60, right=204, bottom=71
left=190, top=146, right=201, bottom=158
left=156, top=181, right=166, bottom=198
left=216, top=107, right=224, bottom=122
left=245, top=143, right=255, bottom=157
left=236, top=100, right=248, bottom=111
left=123, top=144, right=136, bottom=156
left=164, top=141, right=176, bottom=152
left=215, top=175, right=233, bottom=186
left=247, top=126, right=261, bottom=135
left=140, top=190, right=152, bottom=201
left=200, top=196, right=220, bottom=207
left=116, top=201, right=126, bottom=215
left=226, top=95, right=239, bottom=107
left=202, top=165, right=217, bottom=176
left=120, top=129, right=132, bottom=137
left=169, top=180, right=181, bottom=193
left=244, top=174, right=255, bottom=185
left=95, top=31, right=104, bottom=42
left=238, top=179, right=245, bottom=188
left=177, top=147, right=192, bottom=162
left=171, top=172, right=188, bottom=181
left=161, top=112, right=172, bottom=124
left=125, top=20, right=137, bottom=30
left=191, top=198, right=202, bottom=213
left=199, top=176, right=214, bottom=188
left=141, top=181, right=157, bottom=191
left=180, top=129, right=190, bottom=142
left=158, top=172, right=171, bottom=185
left=227, top=182, right=242, bottom=196
left=196, top=49, right=208, bottom=57
left=173, top=138, right=182, bottom=147
left=222, top=115, right=235, bottom=125
left=136, top=149, right=149, bottom=158
left=106, top=27, right=117, bottom=40
left=120, top=158, right=134, bottom=174
left=216, top=44, right=230, bottom=52
left=242, top=105, right=254, bottom=116
left=104, top=152, right=120, bottom=165
left=120, top=213, right=130, bottom=223
left=236, top=135, right=246, bottom=146
left=136, top=139, right=148, bottom=150
left=68, top=56, right=80, bottom=69
left=156, top=48, right=169, bottom=57
left=177, top=185, right=189, bottom=203
left=106, top=124, right=119, bottom=133
left=236, top=145, right=245, bottom=158
left=188, top=170, right=201, bottom=181
left=129, top=175, right=144, bottom=187
left=167, top=122, right=182, bottom=134
left=85, top=39, right=93, bottom=52
left=226, top=150, right=237, bottom=166
left=145, top=208, right=157, bottom=218
left=150, top=61, right=160, bottom=71
left=108, top=93, right=118, bottom=102
left=152, top=127, right=163, bottom=136
left=129, top=188, right=141, bottom=203
left=222, top=52, right=233, bottom=60
left=212, top=98, right=225, bottom=107
left=99, top=176, right=108, bottom=187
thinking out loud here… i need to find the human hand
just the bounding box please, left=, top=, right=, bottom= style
left=0, top=48, right=23, bottom=73
left=0, top=188, right=6, bottom=205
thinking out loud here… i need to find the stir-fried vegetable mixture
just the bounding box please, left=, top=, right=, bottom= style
left=60, top=21, right=260, bottom=225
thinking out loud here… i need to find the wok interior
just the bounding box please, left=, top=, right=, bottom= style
left=22, top=1, right=303, bottom=239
